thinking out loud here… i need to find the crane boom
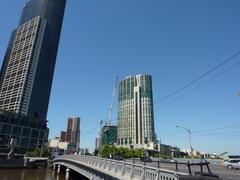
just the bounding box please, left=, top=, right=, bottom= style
left=107, top=76, right=118, bottom=125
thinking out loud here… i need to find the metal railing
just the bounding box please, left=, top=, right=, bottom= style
left=53, top=155, right=188, bottom=180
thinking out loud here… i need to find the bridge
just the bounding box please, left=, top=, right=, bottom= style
left=52, top=155, right=187, bottom=180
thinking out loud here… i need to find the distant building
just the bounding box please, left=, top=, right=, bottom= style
left=60, top=131, right=66, bottom=142
left=58, top=117, right=80, bottom=153
left=159, top=144, right=172, bottom=156
left=100, top=125, right=117, bottom=146
left=117, top=75, right=156, bottom=149
left=95, top=137, right=100, bottom=150
left=66, top=117, right=80, bottom=147
left=79, top=148, right=89, bottom=155
left=48, top=137, right=69, bottom=158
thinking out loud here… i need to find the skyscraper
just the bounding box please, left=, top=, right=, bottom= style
left=0, top=0, right=66, bottom=155
left=0, top=0, right=66, bottom=120
left=117, top=74, right=156, bottom=149
left=66, top=117, right=80, bottom=151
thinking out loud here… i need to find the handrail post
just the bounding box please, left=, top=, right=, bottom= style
left=155, top=168, right=159, bottom=180
left=121, top=160, right=125, bottom=175
left=141, top=164, right=145, bottom=180
left=108, top=159, right=112, bottom=171
left=114, top=161, right=118, bottom=174
left=130, top=159, right=135, bottom=178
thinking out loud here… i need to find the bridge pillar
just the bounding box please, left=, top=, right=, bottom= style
left=57, top=165, right=61, bottom=174
left=65, top=167, right=70, bottom=180
left=53, top=164, right=56, bottom=171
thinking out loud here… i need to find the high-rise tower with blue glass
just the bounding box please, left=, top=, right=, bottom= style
left=0, top=0, right=66, bottom=120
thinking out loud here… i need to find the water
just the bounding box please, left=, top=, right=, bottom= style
left=0, top=168, right=66, bottom=180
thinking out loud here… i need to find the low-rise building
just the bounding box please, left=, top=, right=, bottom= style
left=48, top=137, right=69, bottom=158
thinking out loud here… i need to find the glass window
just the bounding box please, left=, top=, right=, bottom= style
left=12, top=126, right=21, bottom=136
left=20, top=137, right=29, bottom=147
left=22, top=128, right=30, bottom=137
left=0, top=134, right=9, bottom=147
left=31, top=129, right=39, bottom=138
left=29, top=138, right=37, bottom=148
left=1, top=124, right=12, bottom=134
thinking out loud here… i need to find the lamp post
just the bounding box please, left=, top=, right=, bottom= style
left=176, top=125, right=193, bottom=157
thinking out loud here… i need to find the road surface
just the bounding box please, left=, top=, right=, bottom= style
left=127, top=159, right=240, bottom=180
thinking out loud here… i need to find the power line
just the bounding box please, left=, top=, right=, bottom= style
left=154, top=50, right=240, bottom=105
left=157, top=59, right=240, bottom=109
left=157, top=124, right=240, bottom=138
left=192, top=124, right=240, bottom=134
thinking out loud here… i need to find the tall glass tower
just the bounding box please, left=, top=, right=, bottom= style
left=0, top=0, right=66, bottom=155
left=117, top=74, right=156, bottom=149
left=0, top=0, right=66, bottom=120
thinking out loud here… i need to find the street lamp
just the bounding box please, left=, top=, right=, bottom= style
left=176, top=125, right=193, bottom=157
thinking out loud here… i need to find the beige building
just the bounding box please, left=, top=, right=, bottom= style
left=117, top=75, right=156, bottom=149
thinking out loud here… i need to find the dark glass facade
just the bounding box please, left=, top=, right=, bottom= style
left=0, top=0, right=66, bottom=120
left=0, top=0, right=66, bottom=155
left=101, top=125, right=117, bottom=146
left=0, top=110, right=48, bottom=156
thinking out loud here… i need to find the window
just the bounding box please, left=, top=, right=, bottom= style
left=22, top=128, right=30, bottom=137
left=1, top=124, right=12, bottom=134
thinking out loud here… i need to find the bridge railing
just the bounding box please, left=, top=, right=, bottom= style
left=53, top=155, right=188, bottom=180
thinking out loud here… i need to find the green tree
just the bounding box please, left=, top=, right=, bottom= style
left=25, top=147, right=49, bottom=157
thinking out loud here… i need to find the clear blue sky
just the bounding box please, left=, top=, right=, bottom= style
left=0, top=0, right=240, bottom=154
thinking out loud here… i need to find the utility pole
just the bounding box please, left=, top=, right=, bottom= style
left=176, top=125, right=193, bottom=157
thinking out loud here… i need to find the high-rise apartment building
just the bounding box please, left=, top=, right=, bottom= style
left=66, top=117, right=80, bottom=150
left=0, top=0, right=66, bottom=120
left=117, top=74, right=156, bottom=149
left=0, top=0, right=66, bottom=155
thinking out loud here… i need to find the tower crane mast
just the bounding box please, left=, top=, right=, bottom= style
left=107, top=76, right=118, bottom=125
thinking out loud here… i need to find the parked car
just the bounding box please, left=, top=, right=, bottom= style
left=140, top=157, right=152, bottom=162
left=224, top=159, right=240, bottom=170
left=160, top=157, right=176, bottom=163
left=223, top=159, right=229, bottom=166
left=112, top=155, right=123, bottom=161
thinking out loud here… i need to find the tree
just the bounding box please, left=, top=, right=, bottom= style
left=25, top=147, right=49, bottom=157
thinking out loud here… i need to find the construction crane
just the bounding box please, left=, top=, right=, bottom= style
left=107, top=76, right=118, bottom=125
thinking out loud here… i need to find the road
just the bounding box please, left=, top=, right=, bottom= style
left=127, top=159, right=240, bottom=180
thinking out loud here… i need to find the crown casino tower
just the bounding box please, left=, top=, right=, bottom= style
left=0, top=0, right=66, bottom=155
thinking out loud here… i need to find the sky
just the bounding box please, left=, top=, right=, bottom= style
left=0, top=0, right=240, bottom=154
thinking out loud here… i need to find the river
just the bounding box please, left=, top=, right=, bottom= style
left=0, top=168, right=66, bottom=180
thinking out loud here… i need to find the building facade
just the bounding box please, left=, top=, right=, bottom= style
left=0, top=0, right=66, bottom=155
left=66, top=117, right=80, bottom=151
left=100, top=125, right=117, bottom=146
left=0, top=0, right=66, bottom=120
left=0, top=110, right=48, bottom=156
left=117, top=74, right=156, bottom=149
left=60, top=131, right=67, bottom=142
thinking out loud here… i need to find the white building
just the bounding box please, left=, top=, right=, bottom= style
left=48, top=137, right=69, bottom=158
left=117, top=75, right=156, bottom=149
